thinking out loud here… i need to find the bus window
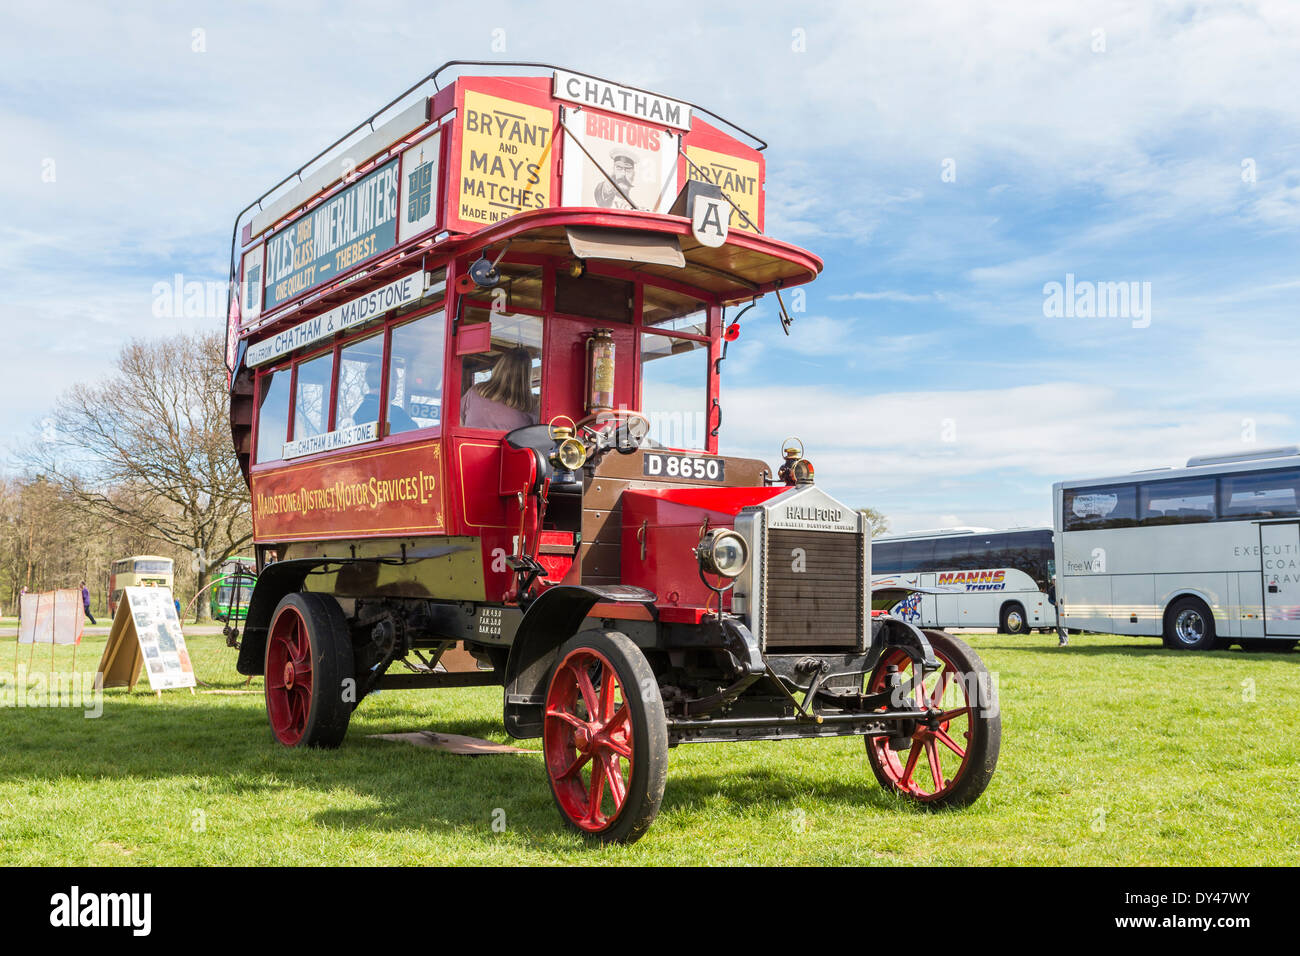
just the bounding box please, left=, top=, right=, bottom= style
left=256, top=369, right=291, bottom=464
left=640, top=331, right=708, bottom=450
left=459, top=309, right=542, bottom=431
left=336, top=333, right=384, bottom=429
left=294, top=350, right=335, bottom=439
left=1140, top=478, right=1216, bottom=524
left=1218, top=469, right=1300, bottom=520
left=389, top=313, right=446, bottom=434
left=1063, top=484, right=1137, bottom=530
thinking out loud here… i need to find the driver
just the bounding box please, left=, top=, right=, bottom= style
left=461, top=347, right=538, bottom=431
left=352, top=363, right=417, bottom=433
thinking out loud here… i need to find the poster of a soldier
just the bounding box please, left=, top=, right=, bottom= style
left=563, top=108, right=677, bottom=213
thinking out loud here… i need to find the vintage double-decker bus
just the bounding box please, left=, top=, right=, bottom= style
left=225, top=62, right=1000, bottom=842
left=210, top=557, right=258, bottom=623
left=108, top=555, right=175, bottom=617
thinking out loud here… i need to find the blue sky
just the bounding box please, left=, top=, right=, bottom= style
left=3, top=1, right=1298, bottom=532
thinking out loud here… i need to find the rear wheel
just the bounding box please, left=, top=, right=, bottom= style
left=999, top=602, right=1029, bottom=635
left=542, top=630, right=668, bottom=844
left=264, top=592, right=354, bottom=748
left=1162, top=597, right=1219, bottom=651
left=865, top=629, right=1000, bottom=807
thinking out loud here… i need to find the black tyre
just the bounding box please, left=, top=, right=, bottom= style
left=1162, top=596, right=1219, bottom=651
left=999, top=602, right=1030, bottom=635
left=542, top=629, right=668, bottom=844
left=264, top=592, right=355, bottom=748
left=865, top=629, right=1000, bottom=808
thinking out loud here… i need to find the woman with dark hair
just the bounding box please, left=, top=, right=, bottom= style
left=461, top=347, right=538, bottom=430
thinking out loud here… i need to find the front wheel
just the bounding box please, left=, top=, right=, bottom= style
left=1162, top=597, right=1219, bottom=651
left=542, top=630, right=668, bottom=844
left=865, top=629, right=1000, bottom=807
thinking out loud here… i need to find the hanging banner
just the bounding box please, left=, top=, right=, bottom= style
left=263, top=157, right=401, bottom=311
left=561, top=107, right=678, bottom=213
left=17, top=590, right=84, bottom=645
left=684, top=145, right=763, bottom=234
left=454, top=89, right=554, bottom=227
left=246, top=270, right=427, bottom=367
left=97, top=587, right=196, bottom=692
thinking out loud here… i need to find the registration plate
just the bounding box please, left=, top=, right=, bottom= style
left=642, top=453, right=725, bottom=482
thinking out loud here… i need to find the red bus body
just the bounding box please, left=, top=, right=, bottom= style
left=224, top=64, right=998, bottom=842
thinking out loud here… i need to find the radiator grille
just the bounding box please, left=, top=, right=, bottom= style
left=762, top=528, right=866, bottom=650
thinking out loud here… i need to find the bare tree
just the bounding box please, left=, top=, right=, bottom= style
left=858, top=507, right=890, bottom=538
left=24, top=331, right=251, bottom=621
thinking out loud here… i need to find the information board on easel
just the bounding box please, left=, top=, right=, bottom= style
left=97, top=587, right=196, bottom=694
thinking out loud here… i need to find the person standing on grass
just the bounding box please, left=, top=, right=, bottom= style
left=80, top=581, right=95, bottom=625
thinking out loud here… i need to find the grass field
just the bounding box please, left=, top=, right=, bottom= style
left=1, top=630, right=1297, bottom=865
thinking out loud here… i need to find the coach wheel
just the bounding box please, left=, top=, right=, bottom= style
left=1162, top=597, right=1219, bottom=651
left=999, top=602, right=1029, bottom=635
left=264, top=592, right=355, bottom=748
left=865, top=629, right=1000, bottom=807
left=542, top=630, right=668, bottom=844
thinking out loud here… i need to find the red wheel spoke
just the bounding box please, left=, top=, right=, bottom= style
left=603, top=703, right=630, bottom=736
left=587, top=759, right=607, bottom=825
left=935, top=728, right=967, bottom=759
left=932, top=667, right=952, bottom=709
left=603, top=734, right=632, bottom=759
left=603, top=754, right=627, bottom=807
left=598, top=667, right=618, bottom=722
left=936, top=706, right=970, bottom=723
left=575, top=666, right=600, bottom=718
left=925, top=740, right=944, bottom=793
left=556, top=750, right=591, bottom=781
left=546, top=709, right=586, bottom=731
left=899, top=742, right=922, bottom=791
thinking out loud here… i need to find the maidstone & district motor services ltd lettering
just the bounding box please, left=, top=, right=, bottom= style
left=252, top=443, right=445, bottom=538
left=257, top=470, right=439, bottom=521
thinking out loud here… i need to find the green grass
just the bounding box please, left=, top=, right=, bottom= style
left=1, top=631, right=1297, bottom=865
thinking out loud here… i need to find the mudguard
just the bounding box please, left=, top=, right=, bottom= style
left=502, top=583, right=656, bottom=738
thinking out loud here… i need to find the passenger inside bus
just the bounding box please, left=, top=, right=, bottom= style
left=352, top=362, right=417, bottom=433
left=461, top=347, right=538, bottom=430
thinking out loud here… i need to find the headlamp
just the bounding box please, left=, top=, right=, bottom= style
left=697, top=529, right=749, bottom=579
left=555, top=437, right=587, bottom=471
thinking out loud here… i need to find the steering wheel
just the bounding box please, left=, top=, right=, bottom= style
left=574, top=409, right=652, bottom=455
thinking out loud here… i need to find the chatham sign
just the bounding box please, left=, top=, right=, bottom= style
left=552, top=69, right=691, bottom=130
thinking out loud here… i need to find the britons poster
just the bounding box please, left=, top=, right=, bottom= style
left=561, top=106, right=678, bottom=214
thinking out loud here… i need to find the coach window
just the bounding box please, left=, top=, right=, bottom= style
left=255, top=369, right=291, bottom=464
left=389, top=312, right=447, bottom=434
left=1140, top=478, right=1216, bottom=525
left=1218, top=469, right=1300, bottom=520
left=336, top=333, right=384, bottom=429
left=459, top=308, right=542, bottom=430
left=293, top=349, right=335, bottom=440
left=1064, top=484, right=1138, bottom=530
